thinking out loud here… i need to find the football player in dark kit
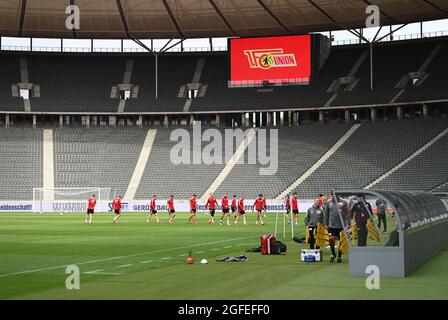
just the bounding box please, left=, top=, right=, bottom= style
left=350, top=195, right=371, bottom=247
left=304, top=198, right=324, bottom=249
left=325, top=192, right=345, bottom=263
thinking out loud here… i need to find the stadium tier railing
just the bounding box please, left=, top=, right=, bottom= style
left=0, top=44, right=228, bottom=53
left=1, top=30, right=447, bottom=53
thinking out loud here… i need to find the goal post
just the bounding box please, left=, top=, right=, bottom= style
left=32, top=187, right=113, bottom=213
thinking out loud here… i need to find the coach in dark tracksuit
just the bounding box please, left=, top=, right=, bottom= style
left=350, top=196, right=370, bottom=247
left=376, top=198, right=387, bottom=233
left=325, top=195, right=344, bottom=263
left=304, top=198, right=324, bottom=249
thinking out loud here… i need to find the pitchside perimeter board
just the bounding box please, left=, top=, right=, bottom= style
left=228, top=34, right=331, bottom=87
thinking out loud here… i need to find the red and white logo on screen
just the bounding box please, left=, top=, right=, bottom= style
left=230, top=35, right=311, bottom=84
left=244, top=49, right=297, bottom=69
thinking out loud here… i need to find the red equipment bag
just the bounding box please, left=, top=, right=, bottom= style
left=261, top=234, right=276, bottom=255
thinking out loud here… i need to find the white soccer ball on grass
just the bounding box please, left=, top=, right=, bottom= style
left=200, top=259, right=208, bottom=264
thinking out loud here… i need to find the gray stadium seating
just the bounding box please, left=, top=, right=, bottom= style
left=0, top=128, right=42, bottom=200
left=0, top=117, right=447, bottom=200
left=333, top=40, right=437, bottom=106
left=28, top=56, right=125, bottom=112
left=1, top=37, right=447, bottom=113
left=214, top=124, right=351, bottom=198
left=374, top=128, right=448, bottom=191
left=0, top=56, right=24, bottom=111
left=296, top=117, right=448, bottom=198
left=135, top=127, right=234, bottom=199
left=398, top=42, right=448, bottom=103
left=53, top=127, right=147, bottom=196
left=432, top=182, right=448, bottom=193
left=123, top=56, right=195, bottom=112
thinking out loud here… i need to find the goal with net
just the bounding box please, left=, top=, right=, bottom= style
left=32, top=187, right=113, bottom=213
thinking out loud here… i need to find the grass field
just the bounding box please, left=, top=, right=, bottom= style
left=0, top=212, right=447, bottom=300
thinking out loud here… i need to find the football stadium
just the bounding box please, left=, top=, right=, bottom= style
left=0, top=0, right=448, bottom=304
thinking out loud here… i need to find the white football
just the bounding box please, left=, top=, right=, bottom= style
left=200, top=259, right=208, bottom=264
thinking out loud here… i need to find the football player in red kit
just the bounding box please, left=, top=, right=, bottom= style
left=188, top=194, right=198, bottom=224
left=230, top=195, right=238, bottom=223
left=84, top=194, right=97, bottom=224
left=219, top=193, right=230, bottom=225
left=167, top=195, right=176, bottom=224
left=112, top=195, right=122, bottom=223
left=205, top=193, right=219, bottom=224
left=292, top=192, right=299, bottom=226
left=146, top=194, right=160, bottom=223
left=235, top=196, right=247, bottom=225
left=253, top=194, right=266, bottom=226
left=262, top=196, right=268, bottom=218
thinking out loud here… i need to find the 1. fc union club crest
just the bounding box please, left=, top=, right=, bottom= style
left=244, top=48, right=297, bottom=69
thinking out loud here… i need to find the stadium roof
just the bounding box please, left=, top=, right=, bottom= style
left=0, top=0, right=447, bottom=39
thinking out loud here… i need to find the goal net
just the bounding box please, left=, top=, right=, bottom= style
left=32, top=187, right=113, bottom=213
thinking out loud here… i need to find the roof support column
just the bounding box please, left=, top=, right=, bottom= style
left=397, top=106, right=403, bottom=120
left=155, top=53, right=158, bottom=99
left=345, top=109, right=350, bottom=122
left=422, top=104, right=429, bottom=119
left=370, top=108, right=377, bottom=122
left=266, top=112, right=272, bottom=127
left=215, top=114, right=220, bottom=127
left=370, top=42, right=374, bottom=91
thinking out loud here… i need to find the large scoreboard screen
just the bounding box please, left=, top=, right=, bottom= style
left=229, top=35, right=312, bottom=87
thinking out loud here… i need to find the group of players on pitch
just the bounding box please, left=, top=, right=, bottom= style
left=83, top=192, right=302, bottom=226
left=83, top=190, right=379, bottom=264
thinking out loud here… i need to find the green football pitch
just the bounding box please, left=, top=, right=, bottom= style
left=0, top=212, right=447, bottom=300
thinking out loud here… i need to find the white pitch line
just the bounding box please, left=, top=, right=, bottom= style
left=84, top=269, right=103, bottom=274
left=178, top=254, right=188, bottom=257
left=140, top=260, right=154, bottom=264
left=117, top=264, right=133, bottom=268
left=223, top=246, right=232, bottom=248
left=160, top=257, right=173, bottom=260
left=210, top=248, right=219, bottom=251
left=196, top=251, right=206, bottom=254
left=0, top=235, right=259, bottom=278
left=93, top=272, right=125, bottom=275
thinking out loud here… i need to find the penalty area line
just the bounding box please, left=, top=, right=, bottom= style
left=0, top=235, right=259, bottom=278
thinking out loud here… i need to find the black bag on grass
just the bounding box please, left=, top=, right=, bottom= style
left=275, top=241, right=287, bottom=253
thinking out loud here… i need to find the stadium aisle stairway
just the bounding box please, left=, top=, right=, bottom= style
left=124, top=129, right=157, bottom=200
